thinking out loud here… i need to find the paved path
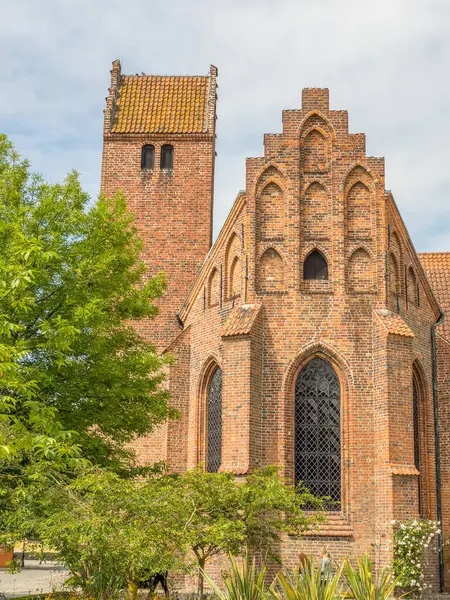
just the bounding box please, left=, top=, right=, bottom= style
left=0, top=560, right=69, bottom=598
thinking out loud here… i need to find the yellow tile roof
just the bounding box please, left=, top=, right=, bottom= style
left=111, top=75, right=210, bottom=134
left=221, top=304, right=262, bottom=338
left=419, top=252, right=450, bottom=339
left=375, top=310, right=415, bottom=337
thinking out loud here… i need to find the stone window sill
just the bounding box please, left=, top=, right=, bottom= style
left=297, top=513, right=353, bottom=538
left=301, top=284, right=333, bottom=295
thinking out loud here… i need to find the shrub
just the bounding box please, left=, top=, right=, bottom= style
left=273, top=560, right=343, bottom=600
left=206, top=552, right=267, bottom=600
left=392, top=518, right=440, bottom=593
left=343, top=554, right=401, bottom=600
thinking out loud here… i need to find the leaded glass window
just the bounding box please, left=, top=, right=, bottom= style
left=207, top=367, right=222, bottom=473
left=413, top=376, right=422, bottom=515
left=413, top=378, right=420, bottom=471
left=295, top=357, right=341, bottom=509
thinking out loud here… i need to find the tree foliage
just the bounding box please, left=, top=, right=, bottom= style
left=37, top=469, right=188, bottom=600
left=0, top=134, right=173, bottom=470
left=17, top=467, right=324, bottom=599
left=178, top=466, right=324, bottom=597
left=0, top=135, right=175, bottom=552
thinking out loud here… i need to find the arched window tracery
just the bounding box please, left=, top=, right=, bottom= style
left=295, top=357, right=341, bottom=509
left=206, top=367, right=222, bottom=473
left=413, top=372, right=424, bottom=516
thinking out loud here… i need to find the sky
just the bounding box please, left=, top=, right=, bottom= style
left=1, top=0, right=450, bottom=251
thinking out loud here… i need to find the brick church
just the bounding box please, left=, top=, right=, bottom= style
left=100, top=60, right=450, bottom=590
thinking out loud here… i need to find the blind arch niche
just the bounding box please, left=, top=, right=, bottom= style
left=295, top=357, right=341, bottom=509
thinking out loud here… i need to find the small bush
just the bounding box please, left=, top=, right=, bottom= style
left=273, top=560, right=343, bottom=600
left=392, top=518, right=440, bottom=594
left=343, top=554, right=401, bottom=600
left=206, top=552, right=267, bottom=600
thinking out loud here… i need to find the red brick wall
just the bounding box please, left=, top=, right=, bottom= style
left=437, top=334, right=450, bottom=584
left=101, top=62, right=217, bottom=352
left=176, top=88, right=441, bottom=588
left=101, top=135, right=215, bottom=350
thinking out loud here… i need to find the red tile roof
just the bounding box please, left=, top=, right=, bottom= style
left=388, top=464, right=419, bottom=476
left=375, top=310, right=415, bottom=338
left=112, top=75, right=210, bottom=134
left=419, top=252, right=450, bottom=339
left=221, top=304, right=262, bottom=338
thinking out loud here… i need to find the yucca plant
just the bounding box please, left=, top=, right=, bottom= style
left=272, top=560, right=343, bottom=600
left=204, top=551, right=268, bottom=600
left=343, top=554, right=404, bottom=600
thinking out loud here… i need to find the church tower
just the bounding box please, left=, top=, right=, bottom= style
left=101, top=60, right=218, bottom=349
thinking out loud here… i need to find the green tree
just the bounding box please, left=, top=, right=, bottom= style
left=179, top=466, right=324, bottom=598
left=38, top=469, right=189, bottom=600
left=0, top=134, right=173, bottom=469
left=0, top=134, right=174, bottom=553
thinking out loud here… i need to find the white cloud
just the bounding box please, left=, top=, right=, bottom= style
left=1, top=0, right=450, bottom=250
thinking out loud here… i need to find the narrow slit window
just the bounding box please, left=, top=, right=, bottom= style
left=141, top=145, right=155, bottom=169
left=206, top=367, right=222, bottom=473
left=304, top=250, right=328, bottom=280
left=160, top=145, right=174, bottom=170
left=413, top=376, right=422, bottom=516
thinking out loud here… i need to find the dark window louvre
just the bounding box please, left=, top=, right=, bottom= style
left=207, top=368, right=222, bottom=473
left=295, top=357, right=341, bottom=510
left=141, top=145, right=155, bottom=169
left=304, top=250, right=328, bottom=280
left=160, top=145, right=174, bottom=169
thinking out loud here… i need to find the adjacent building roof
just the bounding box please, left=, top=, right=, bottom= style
left=221, top=304, right=262, bottom=338
left=419, top=252, right=450, bottom=340
left=111, top=74, right=210, bottom=134
left=375, top=310, right=415, bottom=338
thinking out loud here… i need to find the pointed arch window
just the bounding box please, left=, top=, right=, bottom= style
left=206, top=367, right=222, bottom=473
left=413, top=374, right=423, bottom=516
left=160, top=144, right=174, bottom=169
left=295, top=357, right=341, bottom=509
left=304, top=250, right=328, bottom=280
left=141, top=145, right=155, bottom=169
